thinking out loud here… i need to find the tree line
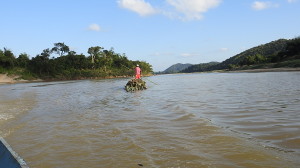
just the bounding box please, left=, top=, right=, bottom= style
left=0, top=42, right=153, bottom=80
left=180, top=37, right=300, bottom=73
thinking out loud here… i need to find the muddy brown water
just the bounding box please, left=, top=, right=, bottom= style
left=0, top=72, right=299, bottom=168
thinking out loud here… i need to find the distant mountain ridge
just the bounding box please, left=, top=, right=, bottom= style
left=162, top=63, right=193, bottom=74
left=162, top=37, right=300, bottom=73
left=180, top=62, right=219, bottom=73
left=215, top=39, right=289, bottom=70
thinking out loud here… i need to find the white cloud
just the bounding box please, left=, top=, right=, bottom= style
left=166, top=0, right=222, bottom=20
left=150, top=52, right=173, bottom=57
left=117, top=0, right=157, bottom=16
left=117, top=0, right=222, bottom=21
left=287, top=0, right=297, bottom=3
left=88, top=24, right=101, bottom=31
left=219, top=48, right=228, bottom=52
left=252, top=1, right=279, bottom=10
left=180, top=53, right=200, bottom=57
left=181, top=53, right=193, bottom=57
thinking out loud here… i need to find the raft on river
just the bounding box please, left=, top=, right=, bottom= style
left=0, top=137, right=29, bottom=168
left=125, top=79, right=147, bottom=92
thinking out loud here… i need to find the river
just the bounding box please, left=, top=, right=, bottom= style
left=0, top=72, right=299, bottom=168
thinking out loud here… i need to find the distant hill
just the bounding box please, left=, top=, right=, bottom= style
left=159, top=37, right=300, bottom=74
left=162, top=63, right=193, bottom=74
left=215, top=38, right=290, bottom=70
left=180, top=62, right=219, bottom=73
left=180, top=37, right=300, bottom=73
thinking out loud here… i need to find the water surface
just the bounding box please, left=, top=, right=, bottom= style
left=0, top=72, right=299, bottom=168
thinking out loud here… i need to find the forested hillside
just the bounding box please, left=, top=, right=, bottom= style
left=216, top=39, right=290, bottom=70
left=179, top=37, right=300, bottom=73
left=180, top=62, right=219, bottom=73
left=0, top=43, right=153, bottom=80
left=161, top=63, right=193, bottom=74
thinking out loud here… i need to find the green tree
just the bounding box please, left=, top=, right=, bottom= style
left=102, top=49, right=113, bottom=72
left=1, top=43, right=154, bottom=79
left=254, top=54, right=266, bottom=63
left=17, top=53, right=30, bottom=68
left=240, top=54, right=266, bottom=65
left=286, top=37, right=300, bottom=56
left=29, top=49, right=51, bottom=76
left=0, top=48, right=16, bottom=68
left=88, top=46, right=103, bottom=66
left=0, top=49, right=4, bottom=68
left=51, top=42, right=70, bottom=57
left=277, top=37, right=300, bottom=60
left=228, top=64, right=239, bottom=70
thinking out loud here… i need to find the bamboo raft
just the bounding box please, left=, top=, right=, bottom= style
left=125, top=79, right=147, bottom=92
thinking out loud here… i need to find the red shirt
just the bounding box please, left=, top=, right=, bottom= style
left=135, top=67, right=141, bottom=75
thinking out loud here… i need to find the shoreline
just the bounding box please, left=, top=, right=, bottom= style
left=1, top=68, right=300, bottom=85
left=224, top=67, right=300, bottom=73
left=0, top=74, right=42, bottom=85
left=0, top=74, right=136, bottom=85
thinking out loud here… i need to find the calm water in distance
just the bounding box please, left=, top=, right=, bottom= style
left=0, top=71, right=300, bottom=168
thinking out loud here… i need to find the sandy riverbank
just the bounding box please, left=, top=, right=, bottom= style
left=0, top=73, right=131, bottom=85
left=0, top=74, right=42, bottom=85
left=0, top=74, right=22, bottom=84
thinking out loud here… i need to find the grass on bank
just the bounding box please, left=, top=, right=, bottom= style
left=0, top=67, right=38, bottom=80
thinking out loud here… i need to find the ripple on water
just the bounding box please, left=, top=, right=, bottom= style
left=1, top=73, right=300, bottom=168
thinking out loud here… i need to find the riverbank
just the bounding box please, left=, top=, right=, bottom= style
left=0, top=73, right=143, bottom=85
left=0, top=74, right=31, bottom=84
left=0, top=73, right=125, bottom=85
left=2, top=68, right=300, bottom=85
left=225, top=67, right=300, bottom=73
left=177, top=67, right=300, bottom=75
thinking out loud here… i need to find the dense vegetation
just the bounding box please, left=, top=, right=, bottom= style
left=0, top=43, right=153, bottom=80
left=180, top=62, right=219, bottom=73
left=178, top=37, right=300, bottom=73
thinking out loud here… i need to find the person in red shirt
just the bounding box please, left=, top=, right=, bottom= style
left=134, top=64, right=142, bottom=79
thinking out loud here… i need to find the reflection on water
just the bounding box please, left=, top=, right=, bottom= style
left=0, top=72, right=300, bottom=168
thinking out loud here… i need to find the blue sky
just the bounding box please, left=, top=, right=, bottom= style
left=1, top=0, right=299, bottom=71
